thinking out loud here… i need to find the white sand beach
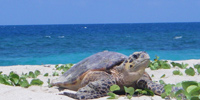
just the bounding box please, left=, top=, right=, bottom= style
left=0, top=59, right=200, bottom=100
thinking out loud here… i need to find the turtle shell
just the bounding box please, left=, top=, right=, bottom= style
left=57, top=51, right=127, bottom=85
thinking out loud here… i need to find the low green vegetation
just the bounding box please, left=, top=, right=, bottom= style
left=185, top=67, right=195, bottom=76
left=149, top=57, right=200, bottom=100
left=124, top=86, right=135, bottom=99
left=171, top=62, right=188, bottom=69
left=0, top=70, right=43, bottom=88
left=107, top=84, right=120, bottom=99
left=194, top=64, right=200, bottom=74
left=107, top=85, right=154, bottom=99
left=0, top=64, right=74, bottom=88
left=55, top=63, right=73, bottom=74
left=161, top=81, right=200, bottom=100
left=173, top=70, right=183, bottom=75
left=149, top=56, right=171, bottom=70
left=160, top=74, right=166, bottom=78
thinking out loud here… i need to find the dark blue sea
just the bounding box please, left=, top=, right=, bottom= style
left=0, top=22, right=200, bottom=66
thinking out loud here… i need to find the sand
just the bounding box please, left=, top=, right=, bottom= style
left=0, top=59, right=200, bottom=100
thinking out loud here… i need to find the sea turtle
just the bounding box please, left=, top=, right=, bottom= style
left=51, top=51, right=177, bottom=99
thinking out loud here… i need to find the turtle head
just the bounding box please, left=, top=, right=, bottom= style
left=121, top=51, right=150, bottom=85
left=124, top=51, right=150, bottom=73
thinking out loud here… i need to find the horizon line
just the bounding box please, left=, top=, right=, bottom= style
left=1, top=21, right=200, bottom=26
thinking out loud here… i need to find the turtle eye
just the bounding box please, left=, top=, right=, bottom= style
left=133, top=54, right=138, bottom=59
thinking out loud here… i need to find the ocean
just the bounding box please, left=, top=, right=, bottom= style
left=0, top=22, right=200, bottom=66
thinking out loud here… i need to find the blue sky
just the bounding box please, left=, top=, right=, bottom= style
left=0, top=0, right=200, bottom=25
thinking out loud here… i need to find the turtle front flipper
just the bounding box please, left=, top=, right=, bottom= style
left=136, top=72, right=185, bottom=98
left=63, top=71, right=116, bottom=99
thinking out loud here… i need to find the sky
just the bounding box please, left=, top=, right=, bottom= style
left=0, top=0, right=200, bottom=25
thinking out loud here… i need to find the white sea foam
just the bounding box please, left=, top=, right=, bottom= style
left=45, top=36, right=51, bottom=38
left=58, top=36, right=65, bottom=38
left=174, top=36, right=182, bottom=39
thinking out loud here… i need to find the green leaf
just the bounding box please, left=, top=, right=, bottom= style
left=185, top=67, right=195, bottom=76
left=190, top=96, right=200, bottom=100
left=159, top=80, right=166, bottom=85
left=110, top=84, right=120, bottom=92
left=164, top=84, right=172, bottom=95
left=151, top=74, right=154, bottom=77
left=181, top=63, right=188, bottom=69
left=0, top=77, right=12, bottom=85
left=186, top=85, right=200, bottom=96
left=135, top=89, right=142, bottom=94
left=161, top=93, right=167, bottom=98
left=34, top=70, right=41, bottom=76
left=44, top=73, right=49, bottom=77
left=173, top=70, right=183, bottom=75
left=150, top=65, right=157, bottom=70
left=197, top=68, right=200, bottom=74
left=30, top=79, right=43, bottom=86
left=174, top=89, right=184, bottom=97
left=194, top=64, right=200, bottom=69
left=182, top=81, right=198, bottom=92
left=21, top=72, right=28, bottom=78
left=171, top=62, right=176, bottom=67
left=0, top=71, right=2, bottom=74
left=141, top=90, right=147, bottom=94
left=19, top=78, right=30, bottom=88
left=56, top=66, right=63, bottom=71
left=160, top=74, right=165, bottom=78
left=52, top=72, right=59, bottom=76
left=107, top=92, right=118, bottom=99
left=28, top=71, right=36, bottom=78
left=144, top=89, right=154, bottom=96
left=10, top=73, right=20, bottom=85
left=124, top=86, right=135, bottom=95
left=55, top=65, right=59, bottom=68
left=186, top=85, right=197, bottom=94
left=162, top=63, right=171, bottom=69
left=47, top=79, right=52, bottom=87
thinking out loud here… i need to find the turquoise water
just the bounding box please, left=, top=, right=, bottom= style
left=0, top=23, right=200, bottom=66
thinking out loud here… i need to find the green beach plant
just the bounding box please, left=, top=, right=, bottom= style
left=44, top=73, right=49, bottom=77
left=160, top=74, right=166, bottom=78
left=149, top=56, right=171, bottom=70
left=135, top=89, right=154, bottom=96
left=124, top=86, right=135, bottom=99
left=0, top=71, right=43, bottom=88
left=185, top=67, right=195, bottom=76
left=47, top=78, right=53, bottom=87
left=107, top=84, right=120, bottom=99
left=173, top=70, right=183, bottom=75
left=52, top=72, right=59, bottom=76
left=55, top=64, right=73, bottom=74
left=171, top=62, right=188, bottom=69
left=159, top=80, right=166, bottom=85
left=107, top=84, right=154, bottom=99
left=160, top=81, right=200, bottom=100
left=194, top=64, right=200, bottom=74
left=30, top=79, right=43, bottom=86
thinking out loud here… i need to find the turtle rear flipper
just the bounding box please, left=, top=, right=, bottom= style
left=63, top=71, right=116, bottom=99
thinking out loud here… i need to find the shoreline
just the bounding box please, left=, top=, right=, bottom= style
left=0, top=59, right=200, bottom=100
